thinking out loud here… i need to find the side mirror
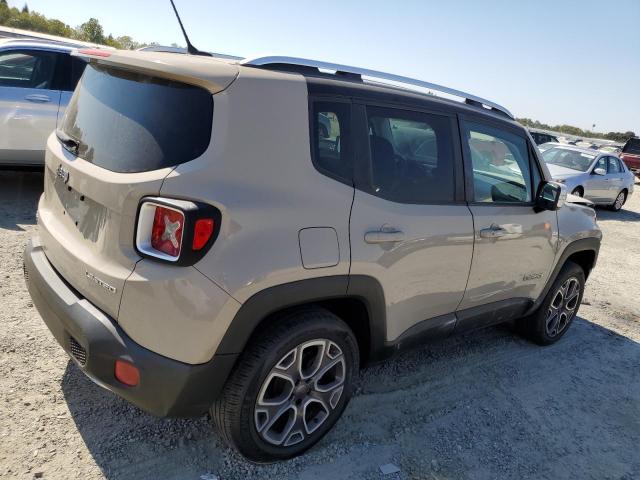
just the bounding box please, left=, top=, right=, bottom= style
left=535, top=181, right=566, bottom=212
left=593, top=167, right=606, bottom=175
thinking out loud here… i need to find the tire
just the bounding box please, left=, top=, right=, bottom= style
left=610, top=190, right=626, bottom=211
left=571, top=187, right=584, bottom=197
left=211, top=308, right=359, bottom=462
left=518, top=261, right=585, bottom=346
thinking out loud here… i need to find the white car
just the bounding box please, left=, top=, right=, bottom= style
left=542, top=145, right=635, bottom=211
left=0, top=40, right=89, bottom=166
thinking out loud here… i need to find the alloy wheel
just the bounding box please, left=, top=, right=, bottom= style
left=614, top=192, right=625, bottom=210
left=254, top=339, right=346, bottom=447
left=545, top=277, right=581, bottom=337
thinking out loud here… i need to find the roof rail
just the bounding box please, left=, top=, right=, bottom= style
left=241, top=56, right=514, bottom=119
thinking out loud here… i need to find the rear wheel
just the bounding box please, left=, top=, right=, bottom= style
left=518, top=261, right=585, bottom=345
left=211, top=308, right=359, bottom=462
left=610, top=190, right=626, bottom=211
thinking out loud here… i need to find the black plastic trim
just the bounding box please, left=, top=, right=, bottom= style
left=381, top=312, right=456, bottom=359
left=24, top=238, right=235, bottom=417
left=455, top=298, right=531, bottom=333
left=525, top=237, right=600, bottom=316
left=215, top=275, right=388, bottom=361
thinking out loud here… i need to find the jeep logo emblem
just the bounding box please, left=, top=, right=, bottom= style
left=56, top=165, right=70, bottom=184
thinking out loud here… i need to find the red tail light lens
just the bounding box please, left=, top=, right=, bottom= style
left=136, top=198, right=220, bottom=265
left=150, top=206, right=184, bottom=258
left=192, top=218, right=214, bottom=250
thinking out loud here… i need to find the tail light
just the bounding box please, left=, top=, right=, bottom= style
left=135, top=197, right=221, bottom=265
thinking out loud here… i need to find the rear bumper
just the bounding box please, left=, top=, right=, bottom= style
left=23, top=236, right=238, bottom=417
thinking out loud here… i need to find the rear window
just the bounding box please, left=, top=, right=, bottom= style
left=60, top=64, right=213, bottom=173
left=623, top=138, right=640, bottom=155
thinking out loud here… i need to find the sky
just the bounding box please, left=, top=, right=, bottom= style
left=10, top=0, right=640, bottom=134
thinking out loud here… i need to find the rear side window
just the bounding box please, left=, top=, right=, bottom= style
left=60, top=64, right=213, bottom=173
left=311, top=101, right=352, bottom=182
left=366, top=106, right=455, bottom=203
left=0, top=49, right=57, bottom=89
left=607, top=157, right=621, bottom=173
left=464, top=121, right=533, bottom=203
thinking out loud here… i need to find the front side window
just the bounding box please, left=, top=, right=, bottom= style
left=0, top=49, right=57, bottom=89
left=464, top=122, right=532, bottom=203
left=366, top=106, right=455, bottom=203
left=594, top=157, right=607, bottom=172
left=311, top=101, right=352, bottom=182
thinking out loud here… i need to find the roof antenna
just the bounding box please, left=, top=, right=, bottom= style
left=169, top=0, right=211, bottom=56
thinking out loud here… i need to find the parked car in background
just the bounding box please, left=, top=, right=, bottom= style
left=538, top=142, right=561, bottom=152
left=599, top=145, right=623, bottom=155
left=620, top=137, right=640, bottom=174
left=0, top=41, right=88, bottom=166
left=541, top=145, right=634, bottom=210
left=528, top=128, right=559, bottom=145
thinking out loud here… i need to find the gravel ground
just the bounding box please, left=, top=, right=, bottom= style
left=1, top=170, right=639, bottom=480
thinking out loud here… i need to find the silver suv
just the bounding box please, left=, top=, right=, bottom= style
left=24, top=50, right=601, bottom=462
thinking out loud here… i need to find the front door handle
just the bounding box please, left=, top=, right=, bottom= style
left=364, top=229, right=405, bottom=244
left=25, top=94, right=51, bottom=103
left=479, top=224, right=508, bottom=238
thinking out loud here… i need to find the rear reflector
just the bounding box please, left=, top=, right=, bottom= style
left=77, top=48, right=112, bottom=57
left=150, top=206, right=184, bottom=258
left=115, top=360, right=140, bottom=387
left=192, top=218, right=214, bottom=250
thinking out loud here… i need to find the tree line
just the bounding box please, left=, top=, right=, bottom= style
left=0, top=1, right=163, bottom=50
left=517, top=118, right=635, bottom=143
left=1, top=2, right=637, bottom=143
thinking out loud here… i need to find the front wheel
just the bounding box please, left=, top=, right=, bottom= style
left=518, top=261, right=585, bottom=345
left=571, top=187, right=583, bottom=197
left=211, top=308, right=359, bottom=462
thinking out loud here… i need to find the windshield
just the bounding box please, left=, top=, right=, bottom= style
left=541, top=148, right=596, bottom=172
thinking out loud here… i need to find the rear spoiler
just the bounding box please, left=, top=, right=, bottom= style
left=72, top=48, right=239, bottom=94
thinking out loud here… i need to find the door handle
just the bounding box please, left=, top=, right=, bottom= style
left=25, top=94, right=51, bottom=103
left=479, top=224, right=508, bottom=238
left=364, top=229, right=405, bottom=244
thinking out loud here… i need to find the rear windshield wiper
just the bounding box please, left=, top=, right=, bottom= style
left=56, top=129, right=80, bottom=154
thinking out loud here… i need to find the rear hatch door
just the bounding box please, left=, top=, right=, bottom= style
left=38, top=51, right=238, bottom=319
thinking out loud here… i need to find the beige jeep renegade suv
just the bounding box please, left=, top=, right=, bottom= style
left=24, top=49, right=601, bottom=461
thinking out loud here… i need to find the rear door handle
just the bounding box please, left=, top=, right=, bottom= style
left=364, top=229, right=405, bottom=244
left=479, top=225, right=508, bottom=238
left=25, top=94, right=51, bottom=103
